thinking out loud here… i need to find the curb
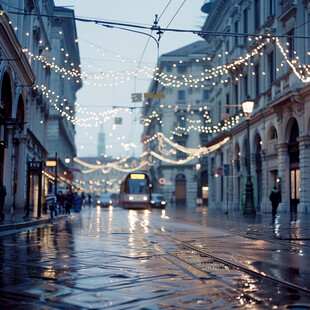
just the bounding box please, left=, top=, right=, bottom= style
left=0, top=214, right=68, bottom=232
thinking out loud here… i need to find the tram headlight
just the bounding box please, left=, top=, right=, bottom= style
left=143, top=196, right=148, bottom=201
left=97, top=200, right=100, bottom=204
left=161, top=201, right=166, bottom=205
left=150, top=200, right=155, bottom=204
left=129, top=196, right=133, bottom=201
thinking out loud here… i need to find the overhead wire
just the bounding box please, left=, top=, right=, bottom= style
left=165, top=0, right=187, bottom=30
left=2, top=9, right=310, bottom=39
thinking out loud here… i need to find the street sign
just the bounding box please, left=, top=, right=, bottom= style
left=144, top=93, right=165, bottom=99
left=114, top=117, right=122, bottom=124
left=216, top=167, right=223, bottom=175
left=28, top=161, right=42, bottom=172
left=46, top=160, right=57, bottom=167
left=159, top=177, right=166, bottom=185
left=131, top=93, right=143, bottom=103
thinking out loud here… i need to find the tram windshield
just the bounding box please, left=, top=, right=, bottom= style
left=128, top=178, right=148, bottom=194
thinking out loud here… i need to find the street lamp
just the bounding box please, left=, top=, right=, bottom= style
left=65, top=156, right=71, bottom=164
left=242, top=99, right=255, bottom=215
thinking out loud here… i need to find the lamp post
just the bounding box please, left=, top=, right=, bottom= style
left=55, top=152, right=58, bottom=196
left=242, top=99, right=256, bottom=215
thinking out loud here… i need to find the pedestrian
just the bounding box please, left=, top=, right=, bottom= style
left=45, top=191, right=57, bottom=219
left=72, top=192, right=83, bottom=212
left=64, top=190, right=74, bottom=215
left=0, top=179, right=7, bottom=221
left=87, top=194, right=92, bottom=206
left=269, top=186, right=281, bottom=219
left=57, top=191, right=65, bottom=214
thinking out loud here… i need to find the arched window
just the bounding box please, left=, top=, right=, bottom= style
left=267, top=126, right=278, bottom=155
left=268, top=126, right=278, bottom=141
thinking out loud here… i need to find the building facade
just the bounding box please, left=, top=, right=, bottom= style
left=200, top=0, right=310, bottom=213
left=0, top=1, right=81, bottom=215
left=142, top=41, right=211, bottom=206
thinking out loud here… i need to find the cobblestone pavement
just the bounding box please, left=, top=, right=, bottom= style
left=0, top=206, right=310, bottom=309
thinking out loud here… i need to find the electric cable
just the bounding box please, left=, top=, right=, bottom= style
left=165, top=0, right=187, bottom=30
left=2, top=9, right=310, bottom=39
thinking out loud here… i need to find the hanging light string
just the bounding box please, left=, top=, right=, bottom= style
left=74, top=155, right=129, bottom=169
left=74, top=134, right=230, bottom=174
left=7, top=16, right=310, bottom=89
left=3, top=8, right=310, bottom=89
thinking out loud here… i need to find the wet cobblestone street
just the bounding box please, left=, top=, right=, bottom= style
left=1, top=206, right=310, bottom=309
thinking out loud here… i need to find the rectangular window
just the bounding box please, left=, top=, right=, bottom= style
left=177, top=90, right=186, bottom=101
left=234, top=84, right=238, bottom=108
left=287, top=29, right=294, bottom=58
left=166, top=65, right=172, bottom=72
left=255, top=0, right=260, bottom=30
left=234, top=21, right=238, bottom=45
left=176, top=141, right=186, bottom=159
left=244, top=75, right=248, bottom=99
left=226, top=94, right=230, bottom=114
left=243, top=9, right=248, bottom=45
left=267, top=0, right=275, bottom=17
left=268, top=51, right=275, bottom=86
left=177, top=115, right=186, bottom=128
left=177, top=66, right=187, bottom=74
left=255, top=64, right=260, bottom=97
left=202, top=89, right=210, bottom=100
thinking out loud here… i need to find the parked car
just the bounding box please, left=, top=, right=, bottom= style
left=150, top=193, right=166, bottom=208
left=97, top=193, right=113, bottom=208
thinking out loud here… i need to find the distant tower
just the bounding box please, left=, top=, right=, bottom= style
left=97, top=124, right=106, bottom=156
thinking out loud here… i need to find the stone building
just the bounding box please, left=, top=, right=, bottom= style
left=0, top=1, right=81, bottom=215
left=199, top=0, right=310, bottom=213
left=142, top=41, right=211, bottom=206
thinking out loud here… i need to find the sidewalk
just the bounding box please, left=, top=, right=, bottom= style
left=0, top=210, right=68, bottom=232
left=154, top=206, right=310, bottom=244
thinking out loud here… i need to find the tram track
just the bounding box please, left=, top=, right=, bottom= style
left=167, top=216, right=310, bottom=249
left=137, top=218, right=310, bottom=298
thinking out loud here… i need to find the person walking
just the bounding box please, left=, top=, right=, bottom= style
left=45, top=191, right=57, bottom=219
left=57, top=191, right=65, bottom=214
left=72, top=192, right=83, bottom=212
left=269, top=186, right=281, bottom=219
left=0, top=179, right=7, bottom=221
left=64, top=190, right=74, bottom=215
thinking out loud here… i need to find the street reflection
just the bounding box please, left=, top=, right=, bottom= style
left=142, top=210, right=150, bottom=233
left=96, top=206, right=101, bottom=233
left=106, top=206, right=114, bottom=234
left=161, top=209, right=169, bottom=219
left=128, top=210, right=137, bottom=233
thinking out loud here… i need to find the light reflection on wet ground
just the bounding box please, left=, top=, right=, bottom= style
left=0, top=206, right=310, bottom=309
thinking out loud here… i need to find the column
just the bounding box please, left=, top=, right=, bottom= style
left=260, top=149, right=269, bottom=212
left=240, top=155, right=247, bottom=211
left=15, top=136, right=28, bottom=212
left=297, top=136, right=310, bottom=212
left=277, top=143, right=290, bottom=212
left=3, top=130, right=13, bottom=212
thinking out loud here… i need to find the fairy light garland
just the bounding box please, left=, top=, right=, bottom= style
left=4, top=14, right=310, bottom=92
left=73, top=134, right=230, bottom=174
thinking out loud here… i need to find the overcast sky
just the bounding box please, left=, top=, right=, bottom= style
left=54, top=0, right=207, bottom=158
